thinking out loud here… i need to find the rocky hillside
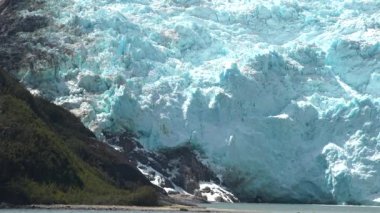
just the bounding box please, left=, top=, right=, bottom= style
left=0, top=68, right=159, bottom=205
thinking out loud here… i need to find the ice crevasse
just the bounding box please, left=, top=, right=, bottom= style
left=15, top=0, right=380, bottom=204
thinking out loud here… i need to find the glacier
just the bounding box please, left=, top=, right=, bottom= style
left=11, top=0, right=380, bottom=204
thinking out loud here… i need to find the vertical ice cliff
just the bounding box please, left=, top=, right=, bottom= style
left=8, top=0, right=380, bottom=204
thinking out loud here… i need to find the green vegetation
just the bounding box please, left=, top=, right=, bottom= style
left=0, top=69, right=159, bottom=206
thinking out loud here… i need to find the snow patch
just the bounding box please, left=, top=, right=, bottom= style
left=136, top=162, right=188, bottom=195
left=199, top=182, right=238, bottom=203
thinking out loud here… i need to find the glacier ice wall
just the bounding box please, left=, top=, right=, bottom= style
left=15, top=0, right=380, bottom=203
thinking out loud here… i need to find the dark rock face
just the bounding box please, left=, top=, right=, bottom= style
left=10, top=15, right=49, bottom=34
left=0, top=0, right=10, bottom=12
left=105, top=131, right=238, bottom=203
left=157, top=145, right=220, bottom=194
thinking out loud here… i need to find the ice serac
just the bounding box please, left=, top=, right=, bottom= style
left=12, top=0, right=380, bottom=204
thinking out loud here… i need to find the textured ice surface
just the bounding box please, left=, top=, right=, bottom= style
left=15, top=0, right=380, bottom=204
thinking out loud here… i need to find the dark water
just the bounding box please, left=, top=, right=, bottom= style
left=201, top=203, right=380, bottom=213
left=2, top=204, right=380, bottom=213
